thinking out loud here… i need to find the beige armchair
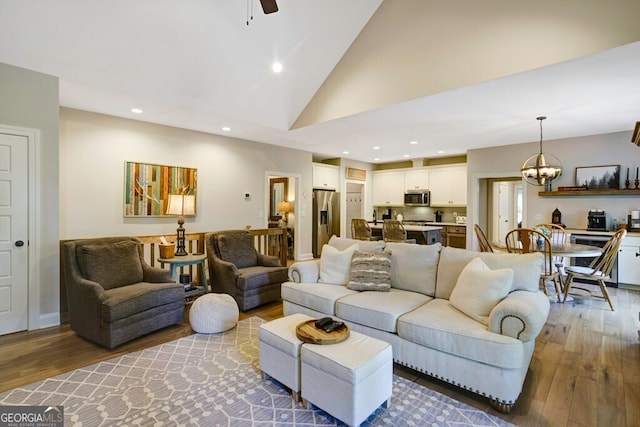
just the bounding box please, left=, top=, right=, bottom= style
left=62, top=236, right=185, bottom=349
left=205, top=230, right=289, bottom=311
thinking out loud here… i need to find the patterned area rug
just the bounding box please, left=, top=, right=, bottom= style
left=0, top=317, right=513, bottom=426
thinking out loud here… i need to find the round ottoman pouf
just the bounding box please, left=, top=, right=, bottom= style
left=190, top=293, right=239, bottom=333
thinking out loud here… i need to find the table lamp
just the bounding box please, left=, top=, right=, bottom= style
left=166, top=194, right=195, bottom=256
left=277, top=200, right=291, bottom=227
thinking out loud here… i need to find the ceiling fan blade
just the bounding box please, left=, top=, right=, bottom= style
left=259, top=0, right=278, bottom=14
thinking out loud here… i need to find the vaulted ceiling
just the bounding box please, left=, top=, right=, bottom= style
left=1, top=0, right=639, bottom=163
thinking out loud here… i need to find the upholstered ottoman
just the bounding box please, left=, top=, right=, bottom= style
left=301, top=332, right=393, bottom=426
left=189, top=293, right=239, bottom=333
left=258, top=313, right=313, bottom=401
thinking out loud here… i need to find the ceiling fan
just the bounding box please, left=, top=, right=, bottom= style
left=259, top=0, right=278, bottom=14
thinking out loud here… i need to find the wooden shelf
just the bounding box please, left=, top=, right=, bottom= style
left=539, top=189, right=640, bottom=197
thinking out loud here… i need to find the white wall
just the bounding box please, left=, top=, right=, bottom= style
left=59, top=108, right=313, bottom=258
left=337, top=159, right=375, bottom=237
left=467, top=130, right=638, bottom=234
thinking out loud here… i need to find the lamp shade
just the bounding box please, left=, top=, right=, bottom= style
left=277, top=201, right=291, bottom=213
left=166, top=194, right=196, bottom=216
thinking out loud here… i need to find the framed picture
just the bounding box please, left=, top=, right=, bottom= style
left=124, top=161, right=197, bottom=217
left=575, top=165, right=620, bottom=190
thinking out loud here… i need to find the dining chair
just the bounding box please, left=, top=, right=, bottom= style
left=473, top=224, right=493, bottom=252
left=505, top=228, right=561, bottom=301
left=382, top=220, right=416, bottom=243
left=535, top=223, right=568, bottom=282
left=351, top=218, right=379, bottom=241
left=562, top=228, right=626, bottom=311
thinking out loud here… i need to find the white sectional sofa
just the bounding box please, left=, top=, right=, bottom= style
left=281, top=236, right=550, bottom=412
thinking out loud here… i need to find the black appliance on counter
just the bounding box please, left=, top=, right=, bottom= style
left=381, top=208, right=392, bottom=220
left=587, top=209, right=607, bottom=231
left=628, top=213, right=640, bottom=230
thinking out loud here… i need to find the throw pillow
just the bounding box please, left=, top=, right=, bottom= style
left=328, top=235, right=385, bottom=253
left=449, top=257, right=513, bottom=325
left=318, top=243, right=359, bottom=285
left=79, top=240, right=144, bottom=290
left=347, top=250, right=392, bottom=291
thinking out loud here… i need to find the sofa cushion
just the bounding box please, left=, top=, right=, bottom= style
left=347, top=250, right=392, bottom=291
left=435, top=246, right=477, bottom=299
left=79, top=240, right=143, bottom=290
left=319, top=244, right=358, bottom=285
left=449, top=257, right=513, bottom=325
left=281, top=282, right=358, bottom=315
left=478, top=251, right=543, bottom=293
left=217, top=233, right=258, bottom=268
left=335, top=289, right=431, bottom=333
left=397, top=299, right=524, bottom=369
left=385, top=242, right=441, bottom=296
left=329, top=235, right=386, bottom=253
left=435, top=246, right=543, bottom=299
left=102, top=281, right=185, bottom=322
left=237, top=265, right=289, bottom=291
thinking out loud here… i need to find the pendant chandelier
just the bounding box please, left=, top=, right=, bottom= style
left=521, top=116, right=562, bottom=186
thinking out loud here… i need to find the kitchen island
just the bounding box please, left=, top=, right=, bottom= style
left=369, top=223, right=442, bottom=245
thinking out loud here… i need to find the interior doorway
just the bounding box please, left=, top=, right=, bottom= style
left=345, top=182, right=364, bottom=238
left=476, top=176, right=523, bottom=247
left=266, top=172, right=299, bottom=260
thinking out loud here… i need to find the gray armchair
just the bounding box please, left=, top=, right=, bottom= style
left=205, top=230, right=288, bottom=311
left=62, top=236, right=185, bottom=348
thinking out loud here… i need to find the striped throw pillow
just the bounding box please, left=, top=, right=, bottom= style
left=347, top=250, right=392, bottom=291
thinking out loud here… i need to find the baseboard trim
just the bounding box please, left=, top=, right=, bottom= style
left=37, top=312, right=61, bottom=329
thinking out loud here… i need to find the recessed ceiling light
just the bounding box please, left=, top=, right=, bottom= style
left=373, top=146, right=380, bottom=150
left=342, top=151, right=349, bottom=154
left=437, top=150, right=445, bottom=154
left=222, top=126, right=231, bottom=132
left=131, top=108, right=143, bottom=114
left=272, top=62, right=283, bottom=73
left=403, top=154, right=410, bottom=158
left=409, top=140, right=418, bottom=145
left=374, top=157, right=380, bottom=161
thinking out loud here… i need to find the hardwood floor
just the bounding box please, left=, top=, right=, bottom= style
left=1, top=286, right=638, bottom=426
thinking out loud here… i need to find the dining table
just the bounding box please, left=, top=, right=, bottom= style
left=491, top=241, right=603, bottom=257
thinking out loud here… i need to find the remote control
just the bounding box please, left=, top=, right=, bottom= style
left=314, top=317, right=333, bottom=329
left=323, top=321, right=344, bottom=333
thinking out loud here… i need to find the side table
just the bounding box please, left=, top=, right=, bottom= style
left=158, top=253, right=208, bottom=300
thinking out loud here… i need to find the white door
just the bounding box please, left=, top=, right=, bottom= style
left=497, top=182, right=512, bottom=241
left=0, top=132, right=29, bottom=335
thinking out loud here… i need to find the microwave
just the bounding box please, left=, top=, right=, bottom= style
left=404, top=190, right=430, bottom=206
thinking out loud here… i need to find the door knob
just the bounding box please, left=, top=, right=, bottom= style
left=15, top=240, right=24, bottom=247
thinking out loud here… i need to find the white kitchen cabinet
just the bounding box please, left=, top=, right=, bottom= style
left=312, top=163, right=339, bottom=190
left=404, top=169, right=429, bottom=190
left=373, top=171, right=404, bottom=206
left=618, top=235, right=640, bottom=286
left=429, top=165, right=467, bottom=206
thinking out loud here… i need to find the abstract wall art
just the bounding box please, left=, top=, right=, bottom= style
left=123, top=161, right=197, bottom=217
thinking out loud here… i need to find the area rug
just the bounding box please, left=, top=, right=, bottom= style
left=0, top=317, right=513, bottom=426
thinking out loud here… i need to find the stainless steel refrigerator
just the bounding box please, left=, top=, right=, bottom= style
left=313, top=189, right=340, bottom=258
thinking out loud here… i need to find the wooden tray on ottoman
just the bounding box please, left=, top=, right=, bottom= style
left=296, top=319, right=350, bottom=345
